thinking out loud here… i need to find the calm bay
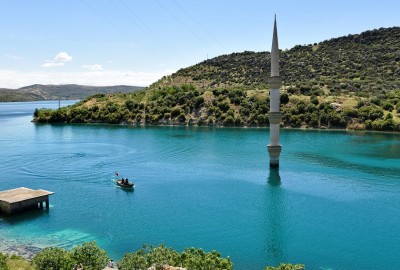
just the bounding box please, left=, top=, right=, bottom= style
left=1, top=101, right=400, bottom=269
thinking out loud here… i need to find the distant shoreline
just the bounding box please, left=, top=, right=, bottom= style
left=33, top=120, right=400, bottom=135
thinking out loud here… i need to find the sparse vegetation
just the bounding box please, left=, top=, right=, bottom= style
left=265, top=263, right=305, bottom=270
left=2, top=245, right=305, bottom=270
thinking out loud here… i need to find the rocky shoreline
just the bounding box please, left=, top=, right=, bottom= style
left=0, top=239, right=42, bottom=260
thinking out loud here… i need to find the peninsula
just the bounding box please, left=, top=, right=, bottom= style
left=34, top=27, right=400, bottom=132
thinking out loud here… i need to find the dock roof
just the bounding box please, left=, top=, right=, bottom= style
left=0, top=187, right=54, bottom=203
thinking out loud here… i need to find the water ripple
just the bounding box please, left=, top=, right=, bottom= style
left=294, top=152, right=400, bottom=178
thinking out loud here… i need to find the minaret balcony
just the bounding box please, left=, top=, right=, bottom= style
left=268, top=76, right=282, bottom=89
left=268, top=112, right=282, bottom=124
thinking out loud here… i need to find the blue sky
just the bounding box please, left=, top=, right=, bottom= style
left=0, top=0, right=399, bottom=88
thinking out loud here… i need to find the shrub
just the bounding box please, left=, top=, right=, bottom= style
left=118, top=250, right=147, bottom=270
left=382, top=101, right=394, bottom=111
left=342, top=108, right=358, bottom=118
left=300, top=85, right=311, bottom=95
left=371, top=118, right=395, bottom=131
left=224, top=115, right=235, bottom=126
left=370, top=97, right=381, bottom=106
left=256, top=114, right=268, bottom=126
left=265, top=263, right=305, bottom=270
left=356, top=100, right=366, bottom=108
left=118, top=244, right=233, bottom=270
left=0, top=252, right=9, bottom=270
left=358, top=106, right=384, bottom=121
left=125, top=100, right=137, bottom=111
left=310, top=95, right=319, bottom=105
left=280, top=93, right=289, bottom=104
left=171, top=108, right=182, bottom=118
left=6, top=254, right=34, bottom=270
left=34, top=108, right=39, bottom=118
left=218, top=101, right=230, bottom=112
left=178, top=113, right=186, bottom=122
left=289, top=115, right=302, bottom=127
left=70, top=241, right=108, bottom=270
left=194, top=96, right=205, bottom=108
left=32, top=247, right=73, bottom=270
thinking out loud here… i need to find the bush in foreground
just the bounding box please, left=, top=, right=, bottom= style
left=118, top=244, right=233, bottom=270
left=265, top=263, right=305, bottom=270
left=8, top=254, right=35, bottom=270
left=32, top=247, right=73, bottom=270
left=0, top=252, right=10, bottom=270
left=23, top=241, right=303, bottom=270
left=32, top=241, right=108, bottom=270
left=70, top=241, right=108, bottom=270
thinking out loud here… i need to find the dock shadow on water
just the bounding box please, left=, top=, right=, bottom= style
left=0, top=208, right=50, bottom=225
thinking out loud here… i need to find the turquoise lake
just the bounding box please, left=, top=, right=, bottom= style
left=1, top=101, right=400, bottom=270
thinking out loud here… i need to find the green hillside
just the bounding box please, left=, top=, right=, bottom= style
left=34, top=27, right=400, bottom=131
left=153, top=27, right=400, bottom=96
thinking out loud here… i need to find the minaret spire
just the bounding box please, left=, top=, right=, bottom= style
left=267, top=15, right=282, bottom=167
left=271, top=15, right=279, bottom=77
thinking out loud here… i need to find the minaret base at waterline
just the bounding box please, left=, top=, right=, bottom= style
left=267, top=144, right=282, bottom=167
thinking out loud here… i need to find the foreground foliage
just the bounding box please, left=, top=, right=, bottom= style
left=32, top=247, right=73, bottom=270
left=32, top=241, right=108, bottom=270
left=0, top=252, right=9, bottom=270
left=118, top=244, right=233, bottom=270
left=1, top=253, right=34, bottom=270
left=265, top=263, right=305, bottom=270
left=1, top=245, right=304, bottom=270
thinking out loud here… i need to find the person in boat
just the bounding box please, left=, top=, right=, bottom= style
left=121, top=178, right=125, bottom=184
left=125, top=178, right=129, bottom=185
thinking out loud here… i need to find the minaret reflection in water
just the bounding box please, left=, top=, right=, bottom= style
left=265, top=168, right=286, bottom=265
left=267, top=167, right=281, bottom=186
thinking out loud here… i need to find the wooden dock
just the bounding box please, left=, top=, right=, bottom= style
left=0, top=187, right=54, bottom=215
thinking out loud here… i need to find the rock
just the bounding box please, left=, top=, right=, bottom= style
left=0, top=239, right=42, bottom=260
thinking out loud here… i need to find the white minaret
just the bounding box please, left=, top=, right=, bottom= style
left=267, top=15, right=282, bottom=167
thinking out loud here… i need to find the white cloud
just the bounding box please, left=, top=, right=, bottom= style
left=41, top=62, right=65, bottom=68
left=41, top=52, right=72, bottom=68
left=54, top=52, right=72, bottom=62
left=0, top=69, right=175, bottom=88
left=82, top=64, right=103, bottom=71
left=6, top=54, right=23, bottom=60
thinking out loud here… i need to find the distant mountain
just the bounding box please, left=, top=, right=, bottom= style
left=152, top=27, right=400, bottom=96
left=0, top=84, right=144, bottom=102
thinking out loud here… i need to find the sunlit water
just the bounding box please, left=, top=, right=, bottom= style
left=1, top=101, right=400, bottom=270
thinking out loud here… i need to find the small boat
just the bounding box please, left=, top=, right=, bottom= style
left=116, top=179, right=135, bottom=189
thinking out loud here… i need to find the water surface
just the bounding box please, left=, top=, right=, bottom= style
left=0, top=101, right=399, bottom=270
